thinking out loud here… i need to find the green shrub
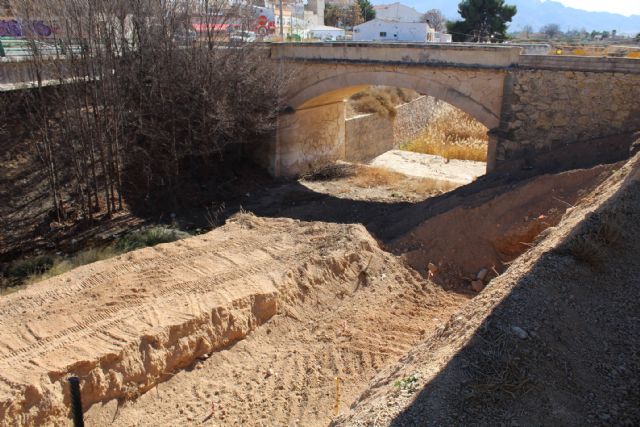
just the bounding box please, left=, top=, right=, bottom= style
left=6, top=226, right=191, bottom=288
left=8, top=255, right=55, bottom=279
left=29, top=247, right=120, bottom=283
left=115, top=227, right=191, bottom=252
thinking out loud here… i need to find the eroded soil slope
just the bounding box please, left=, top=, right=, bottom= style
left=0, top=214, right=465, bottom=426
left=337, top=154, right=640, bottom=426
left=390, top=163, right=618, bottom=288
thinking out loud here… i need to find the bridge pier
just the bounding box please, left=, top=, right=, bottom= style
left=270, top=101, right=346, bottom=177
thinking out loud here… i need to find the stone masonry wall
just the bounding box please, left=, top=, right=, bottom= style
left=345, top=112, right=393, bottom=163
left=498, top=69, right=640, bottom=164
left=393, top=96, right=440, bottom=145
left=275, top=101, right=346, bottom=176
left=345, top=96, right=438, bottom=163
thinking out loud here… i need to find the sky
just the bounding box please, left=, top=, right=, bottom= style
left=549, top=0, right=640, bottom=16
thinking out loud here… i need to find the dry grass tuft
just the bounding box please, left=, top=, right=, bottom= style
left=25, top=247, right=119, bottom=284
left=349, top=86, right=420, bottom=119
left=304, top=163, right=358, bottom=181
left=404, top=142, right=488, bottom=162
left=303, top=163, right=458, bottom=195
left=325, top=164, right=459, bottom=193
left=464, top=327, right=533, bottom=402
left=349, top=165, right=407, bottom=187
left=562, top=210, right=624, bottom=269
left=565, top=235, right=607, bottom=269
left=402, top=104, right=489, bottom=162
left=7, top=226, right=192, bottom=287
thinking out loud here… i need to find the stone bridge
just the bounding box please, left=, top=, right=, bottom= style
left=3, top=43, right=640, bottom=177
left=263, top=43, right=640, bottom=176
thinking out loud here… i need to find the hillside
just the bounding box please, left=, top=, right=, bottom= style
left=375, top=0, right=640, bottom=34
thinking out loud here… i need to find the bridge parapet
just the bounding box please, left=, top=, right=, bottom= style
left=270, top=42, right=522, bottom=68
left=519, top=54, right=640, bottom=74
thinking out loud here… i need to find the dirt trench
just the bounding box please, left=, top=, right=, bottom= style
left=0, top=214, right=466, bottom=426
left=0, top=151, right=630, bottom=426
left=336, top=153, right=640, bottom=427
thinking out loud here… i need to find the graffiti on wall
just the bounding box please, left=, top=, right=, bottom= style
left=0, top=20, right=54, bottom=37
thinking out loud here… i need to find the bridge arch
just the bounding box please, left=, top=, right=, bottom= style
left=285, top=70, right=502, bottom=129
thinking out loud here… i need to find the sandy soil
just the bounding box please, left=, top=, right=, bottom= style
left=390, top=163, right=618, bottom=289
left=0, top=214, right=466, bottom=426
left=336, top=153, right=640, bottom=426
left=370, top=149, right=486, bottom=185
left=299, top=161, right=460, bottom=204
left=2, top=143, right=636, bottom=426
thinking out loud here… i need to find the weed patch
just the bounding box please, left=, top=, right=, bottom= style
left=349, top=86, right=419, bottom=119
left=303, top=163, right=458, bottom=195
left=303, top=163, right=358, bottom=181
left=27, top=247, right=120, bottom=284
left=464, top=327, right=532, bottom=402
left=402, top=105, right=489, bottom=161
left=394, top=374, right=419, bottom=392
left=8, top=255, right=55, bottom=279
left=562, top=211, right=624, bottom=269
left=349, top=165, right=457, bottom=193
left=5, top=226, right=191, bottom=288
left=115, top=227, right=191, bottom=252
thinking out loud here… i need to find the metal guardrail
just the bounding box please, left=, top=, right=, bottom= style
left=0, top=37, right=84, bottom=59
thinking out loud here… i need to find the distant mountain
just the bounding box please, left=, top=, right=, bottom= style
left=371, top=0, right=640, bottom=34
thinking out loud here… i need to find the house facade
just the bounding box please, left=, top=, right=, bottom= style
left=353, top=19, right=435, bottom=42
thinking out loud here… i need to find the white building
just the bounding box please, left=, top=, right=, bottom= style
left=353, top=19, right=436, bottom=42
left=306, top=24, right=345, bottom=40
left=436, top=33, right=452, bottom=43
left=373, top=2, right=422, bottom=23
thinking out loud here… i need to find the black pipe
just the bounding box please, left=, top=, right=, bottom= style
left=68, top=377, right=84, bottom=427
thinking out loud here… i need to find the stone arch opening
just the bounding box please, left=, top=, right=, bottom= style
left=273, top=76, right=496, bottom=179
left=341, top=86, right=490, bottom=185
left=269, top=68, right=505, bottom=177
left=287, top=70, right=501, bottom=130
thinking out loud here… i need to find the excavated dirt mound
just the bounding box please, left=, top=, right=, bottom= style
left=0, top=215, right=465, bottom=426
left=390, top=163, right=618, bottom=289
left=336, top=154, right=640, bottom=426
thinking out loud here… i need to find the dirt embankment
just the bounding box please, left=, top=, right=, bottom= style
left=336, top=153, right=640, bottom=426
left=388, top=163, right=618, bottom=289
left=3, top=130, right=638, bottom=426
left=0, top=214, right=466, bottom=426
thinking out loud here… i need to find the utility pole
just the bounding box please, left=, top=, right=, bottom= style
left=279, top=0, right=284, bottom=37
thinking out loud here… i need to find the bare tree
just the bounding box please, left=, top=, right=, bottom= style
left=10, top=0, right=287, bottom=217
left=541, top=23, right=562, bottom=40
left=422, top=9, right=447, bottom=33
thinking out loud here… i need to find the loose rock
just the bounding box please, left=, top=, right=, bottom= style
left=511, top=326, right=529, bottom=339
left=428, top=262, right=439, bottom=274
left=471, top=280, right=485, bottom=292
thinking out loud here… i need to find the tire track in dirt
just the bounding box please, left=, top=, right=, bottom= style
left=0, top=243, right=320, bottom=380
left=2, top=217, right=401, bottom=425
left=91, top=243, right=468, bottom=427
left=0, top=232, right=275, bottom=319
left=0, top=216, right=466, bottom=426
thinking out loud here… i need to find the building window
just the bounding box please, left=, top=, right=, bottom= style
left=379, top=31, right=387, bottom=37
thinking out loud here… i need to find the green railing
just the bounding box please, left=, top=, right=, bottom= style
left=0, top=37, right=84, bottom=59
